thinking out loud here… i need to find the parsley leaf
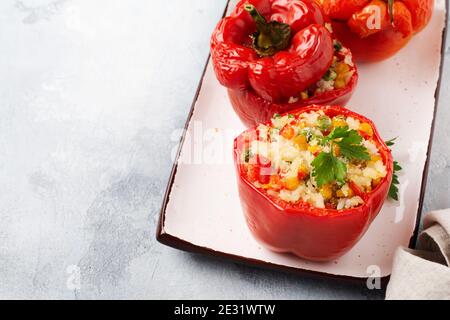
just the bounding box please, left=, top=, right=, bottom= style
left=326, top=126, right=351, bottom=140
left=385, top=138, right=401, bottom=201
left=385, top=137, right=397, bottom=147
left=389, top=161, right=402, bottom=200
left=324, top=126, right=370, bottom=161
left=334, top=41, right=343, bottom=52
left=338, top=143, right=371, bottom=161
left=312, top=126, right=370, bottom=186
left=311, top=152, right=347, bottom=187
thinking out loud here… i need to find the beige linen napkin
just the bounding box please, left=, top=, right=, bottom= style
left=386, top=209, right=450, bottom=299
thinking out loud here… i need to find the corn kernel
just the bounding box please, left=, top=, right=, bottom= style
left=308, top=145, right=321, bottom=154
left=293, top=135, right=308, bottom=150
left=300, top=163, right=309, bottom=174
left=359, top=122, right=373, bottom=137
left=334, top=78, right=346, bottom=89
left=280, top=125, right=295, bottom=140
left=335, top=62, right=350, bottom=74
left=300, top=91, right=309, bottom=100
left=368, top=155, right=382, bottom=167
left=371, top=154, right=381, bottom=162
left=347, top=187, right=354, bottom=197
left=294, top=134, right=307, bottom=145
left=367, top=161, right=376, bottom=168
left=332, top=118, right=347, bottom=128
left=336, top=190, right=345, bottom=198
left=284, top=176, right=300, bottom=191
left=340, top=184, right=354, bottom=197
left=320, top=184, right=333, bottom=200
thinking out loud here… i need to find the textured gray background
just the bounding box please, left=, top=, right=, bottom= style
left=0, top=0, right=448, bottom=300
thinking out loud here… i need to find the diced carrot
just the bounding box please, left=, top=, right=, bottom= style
left=270, top=175, right=282, bottom=191
left=293, top=135, right=308, bottom=150
left=283, top=176, right=300, bottom=191
left=280, top=125, right=295, bottom=140
left=372, top=178, right=382, bottom=188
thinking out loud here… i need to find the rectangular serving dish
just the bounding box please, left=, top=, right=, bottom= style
left=157, top=0, right=448, bottom=280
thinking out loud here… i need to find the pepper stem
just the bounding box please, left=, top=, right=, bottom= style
left=387, top=0, right=394, bottom=24
left=244, top=3, right=291, bottom=57
left=244, top=4, right=270, bottom=33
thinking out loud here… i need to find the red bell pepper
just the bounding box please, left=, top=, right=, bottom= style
left=317, top=0, right=434, bottom=62
left=210, top=0, right=334, bottom=103
left=227, top=64, right=357, bottom=127
left=211, top=0, right=359, bottom=128
left=233, top=105, right=393, bottom=261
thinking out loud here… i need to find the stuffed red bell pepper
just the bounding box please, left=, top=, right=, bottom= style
left=211, top=0, right=358, bottom=127
left=317, top=0, right=434, bottom=62
left=234, top=105, right=393, bottom=261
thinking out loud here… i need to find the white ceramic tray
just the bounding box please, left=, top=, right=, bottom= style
left=157, top=0, right=448, bottom=280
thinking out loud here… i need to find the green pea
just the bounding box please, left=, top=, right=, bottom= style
left=334, top=41, right=343, bottom=52
left=318, top=115, right=332, bottom=131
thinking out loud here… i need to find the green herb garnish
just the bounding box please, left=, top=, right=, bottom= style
left=317, top=115, right=332, bottom=131
left=312, top=152, right=347, bottom=187
left=385, top=137, right=397, bottom=147
left=385, top=138, right=401, bottom=201
left=301, top=128, right=315, bottom=143
left=312, top=126, right=370, bottom=187
left=245, top=4, right=292, bottom=57
left=333, top=130, right=371, bottom=161
left=323, top=70, right=337, bottom=81
left=389, top=161, right=402, bottom=201
left=334, top=41, right=343, bottom=52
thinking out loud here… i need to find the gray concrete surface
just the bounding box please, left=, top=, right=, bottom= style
left=0, top=0, right=447, bottom=300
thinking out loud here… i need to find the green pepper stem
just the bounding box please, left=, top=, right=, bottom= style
left=387, top=0, right=394, bottom=24
left=243, top=3, right=292, bottom=57
left=244, top=4, right=270, bottom=33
